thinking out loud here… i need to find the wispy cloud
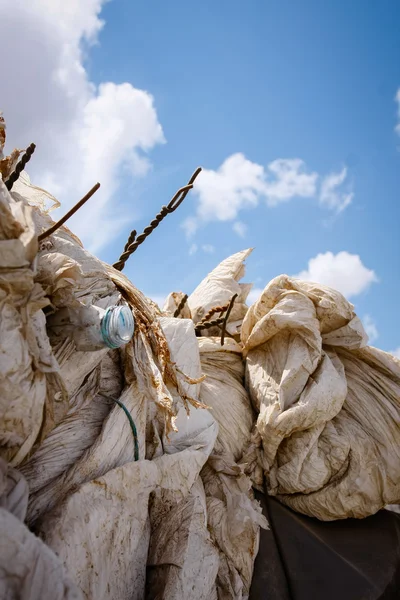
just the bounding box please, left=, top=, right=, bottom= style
left=188, top=243, right=215, bottom=255
left=233, top=221, right=247, bottom=238
left=319, top=168, right=353, bottom=213
left=189, top=243, right=198, bottom=256
left=265, top=158, right=318, bottom=206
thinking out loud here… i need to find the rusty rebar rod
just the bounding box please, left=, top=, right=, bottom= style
left=5, top=143, right=36, bottom=191
left=173, top=294, right=188, bottom=318
left=200, top=302, right=230, bottom=324
left=195, top=316, right=225, bottom=336
left=113, top=167, right=202, bottom=271
left=38, top=182, right=100, bottom=242
left=220, top=293, right=238, bottom=346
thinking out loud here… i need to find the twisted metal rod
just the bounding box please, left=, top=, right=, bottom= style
left=123, top=229, right=137, bottom=252
left=5, top=143, right=36, bottom=191
left=195, top=316, right=225, bottom=336
left=220, top=293, right=237, bottom=346
left=113, top=167, right=202, bottom=271
left=200, top=301, right=230, bottom=325
left=194, top=294, right=238, bottom=341
left=173, top=294, right=188, bottom=318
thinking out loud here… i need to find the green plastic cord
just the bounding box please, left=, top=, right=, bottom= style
left=100, top=394, right=139, bottom=461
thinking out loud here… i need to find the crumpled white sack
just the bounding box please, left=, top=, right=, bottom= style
left=201, top=454, right=268, bottom=600
left=21, top=351, right=121, bottom=524
left=147, top=478, right=219, bottom=600
left=0, top=180, right=63, bottom=467
left=39, top=452, right=210, bottom=600
left=0, top=509, right=83, bottom=600
left=162, top=291, right=192, bottom=319
left=195, top=335, right=268, bottom=599
left=146, top=318, right=219, bottom=600
left=242, top=275, right=400, bottom=520
left=198, top=337, right=254, bottom=462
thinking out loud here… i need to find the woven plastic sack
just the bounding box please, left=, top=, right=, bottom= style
left=0, top=180, right=64, bottom=467
left=201, top=454, right=268, bottom=600
left=242, top=275, right=400, bottom=520
left=198, top=337, right=254, bottom=462
left=0, top=458, right=82, bottom=600
left=38, top=453, right=206, bottom=600
left=196, top=337, right=268, bottom=599
left=146, top=317, right=219, bottom=599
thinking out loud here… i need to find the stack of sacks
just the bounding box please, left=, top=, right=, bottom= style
left=2, top=103, right=399, bottom=600
left=0, top=139, right=223, bottom=599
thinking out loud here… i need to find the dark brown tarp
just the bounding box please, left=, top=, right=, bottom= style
left=250, top=492, right=400, bottom=600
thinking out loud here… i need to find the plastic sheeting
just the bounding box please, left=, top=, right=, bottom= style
left=0, top=172, right=223, bottom=598
left=38, top=452, right=210, bottom=600
left=251, top=492, right=400, bottom=600
left=151, top=321, right=268, bottom=600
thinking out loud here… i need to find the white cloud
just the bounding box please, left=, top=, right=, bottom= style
left=362, top=315, right=379, bottom=343
left=390, top=347, right=400, bottom=359
left=189, top=243, right=198, bottom=256
left=319, top=168, right=353, bottom=213
left=296, top=251, right=378, bottom=298
left=190, top=153, right=265, bottom=230
left=265, top=159, right=318, bottom=206
left=0, top=0, right=164, bottom=252
left=183, top=153, right=351, bottom=238
left=395, top=89, right=400, bottom=135
left=233, top=221, right=247, bottom=238
left=247, top=287, right=264, bottom=305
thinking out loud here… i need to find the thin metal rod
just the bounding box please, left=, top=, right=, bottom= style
left=38, top=183, right=100, bottom=241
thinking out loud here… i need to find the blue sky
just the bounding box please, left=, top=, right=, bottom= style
left=91, top=0, right=400, bottom=352
left=2, top=0, right=399, bottom=353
